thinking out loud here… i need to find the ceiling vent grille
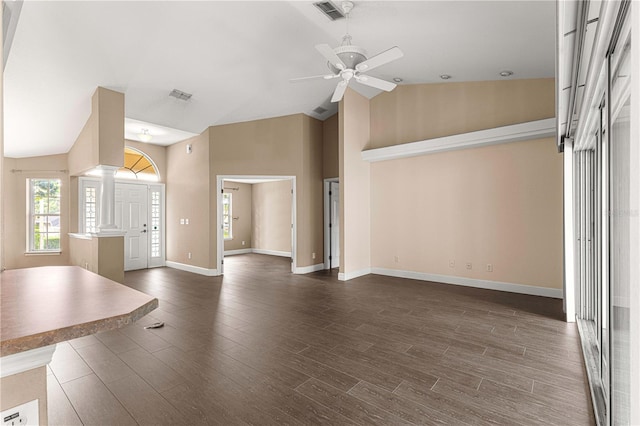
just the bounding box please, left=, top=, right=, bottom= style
left=169, top=89, right=192, bottom=101
left=313, top=1, right=345, bottom=21
left=313, top=106, right=328, bottom=114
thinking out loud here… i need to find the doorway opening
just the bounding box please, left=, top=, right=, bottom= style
left=216, top=175, right=296, bottom=275
left=324, top=178, right=340, bottom=270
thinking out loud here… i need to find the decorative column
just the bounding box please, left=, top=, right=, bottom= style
left=98, top=165, right=119, bottom=232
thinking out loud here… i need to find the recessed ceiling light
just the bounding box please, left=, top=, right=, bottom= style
left=393, top=77, right=403, bottom=83
left=440, top=74, right=452, bottom=80
left=499, top=70, right=514, bottom=77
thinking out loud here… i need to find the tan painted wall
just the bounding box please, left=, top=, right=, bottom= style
left=2, top=155, right=71, bottom=269
left=371, top=138, right=563, bottom=289
left=209, top=113, right=323, bottom=268
left=370, top=78, right=555, bottom=149
left=368, top=78, right=561, bottom=290
left=339, top=89, right=371, bottom=275
left=223, top=182, right=252, bottom=251
left=301, top=116, right=324, bottom=265
left=97, top=236, right=124, bottom=283
left=166, top=131, right=211, bottom=269
left=0, top=367, right=48, bottom=425
left=125, top=140, right=167, bottom=183
left=96, top=87, right=125, bottom=167
left=323, top=114, right=339, bottom=179
left=68, top=87, right=125, bottom=175
left=252, top=180, right=293, bottom=254
left=67, top=110, right=98, bottom=176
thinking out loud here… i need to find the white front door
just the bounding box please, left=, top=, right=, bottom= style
left=116, top=183, right=148, bottom=271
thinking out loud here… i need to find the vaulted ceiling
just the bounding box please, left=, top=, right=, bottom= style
left=3, top=1, right=555, bottom=158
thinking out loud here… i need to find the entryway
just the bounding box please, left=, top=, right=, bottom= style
left=216, top=175, right=296, bottom=275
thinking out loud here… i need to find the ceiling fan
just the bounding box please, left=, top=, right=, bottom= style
left=291, top=1, right=403, bottom=103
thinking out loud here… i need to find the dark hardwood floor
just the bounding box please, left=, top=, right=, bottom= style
left=48, top=254, right=595, bottom=425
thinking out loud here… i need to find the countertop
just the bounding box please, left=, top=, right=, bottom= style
left=1, top=266, right=158, bottom=356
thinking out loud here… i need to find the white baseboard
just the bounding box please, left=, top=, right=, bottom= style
left=166, top=261, right=220, bottom=277
left=371, top=267, right=563, bottom=299
left=252, top=248, right=291, bottom=258
left=338, top=268, right=373, bottom=281
left=224, top=248, right=253, bottom=256
left=294, top=263, right=325, bottom=274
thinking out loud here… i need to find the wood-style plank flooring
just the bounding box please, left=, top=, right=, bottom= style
left=48, top=254, right=595, bottom=425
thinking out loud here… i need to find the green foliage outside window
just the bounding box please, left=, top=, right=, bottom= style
left=30, top=179, right=61, bottom=251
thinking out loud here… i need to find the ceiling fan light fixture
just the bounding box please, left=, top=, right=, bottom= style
left=138, top=128, right=152, bottom=142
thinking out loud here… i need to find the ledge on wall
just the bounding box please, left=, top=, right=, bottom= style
left=362, top=118, right=556, bottom=162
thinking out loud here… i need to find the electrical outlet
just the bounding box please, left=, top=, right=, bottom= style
left=1, top=399, right=38, bottom=426
left=242, top=241, right=245, bottom=246
left=188, top=252, right=192, bottom=260
left=466, top=262, right=472, bottom=270
left=486, top=264, right=493, bottom=272
left=449, top=260, right=455, bottom=268
left=312, top=252, right=316, bottom=259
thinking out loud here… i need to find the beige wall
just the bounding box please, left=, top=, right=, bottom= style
left=367, top=78, right=561, bottom=290
left=323, top=113, right=339, bottom=179
left=223, top=182, right=252, bottom=251
left=209, top=113, right=323, bottom=269
left=68, top=235, right=124, bottom=283
left=3, top=155, right=71, bottom=269
left=166, top=131, right=211, bottom=268
left=371, top=138, right=563, bottom=289
left=339, top=89, right=371, bottom=275
left=301, top=116, right=324, bottom=265
left=68, top=87, right=124, bottom=175
left=0, top=367, right=48, bottom=425
left=125, top=140, right=167, bottom=183
left=370, top=78, right=555, bottom=149
left=252, top=180, right=293, bottom=254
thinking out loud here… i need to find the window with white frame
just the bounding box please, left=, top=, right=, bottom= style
left=79, top=178, right=100, bottom=233
left=223, top=192, right=232, bottom=240
left=28, top=178, right=61, bottom=252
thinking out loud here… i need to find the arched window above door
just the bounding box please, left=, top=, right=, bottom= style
left=116, top=147, right=159, bottom=181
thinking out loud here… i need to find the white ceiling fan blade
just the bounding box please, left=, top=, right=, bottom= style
left=316, top=44, right=347, bottom=71
left=355, top=75, right=397, bottom=92
left=331, top=80, right=348, bottom=102
left=355, top=46, right=403, bottom=72
left=290, top=74, right=340, bottom=83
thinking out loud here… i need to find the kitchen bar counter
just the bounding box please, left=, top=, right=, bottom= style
left=0, top=266, right=158, bottom=356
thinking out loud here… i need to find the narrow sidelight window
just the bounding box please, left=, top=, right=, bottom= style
left=223, top=192, right=232, bottom=240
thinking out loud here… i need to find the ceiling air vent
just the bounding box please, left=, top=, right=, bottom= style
left=313, top=106, right=328, bottom=115
left=169, top=89, right=192, bottom=101
left=313, top=1, right=345, bottom=21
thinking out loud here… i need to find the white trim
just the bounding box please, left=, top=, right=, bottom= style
left=563, top=139, right=576, bottom=321
left=0, top=344, right=57, bottom=378
left=252, top=248, right=291, bottom=257
left=361, top=118, right=556, bottom=163
left=371, top=267, right=563, bottom=298
left=224, top=248, right=253, bottom=256
left=294, top=263, right=325, bottom=274
left=166, top=261, right=220, bottom=276
left=338, top=268, right=372, bottom=281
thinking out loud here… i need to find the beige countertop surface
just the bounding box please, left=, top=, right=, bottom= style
left=1, top=266, right=158, bottom=356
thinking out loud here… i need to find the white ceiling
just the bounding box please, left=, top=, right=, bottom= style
left=3, top=1, right=555, bottom=158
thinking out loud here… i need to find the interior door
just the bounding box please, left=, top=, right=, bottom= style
left=116, top=183, right=148, bottom=271
left=330, top=181, right=340, bottom=269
